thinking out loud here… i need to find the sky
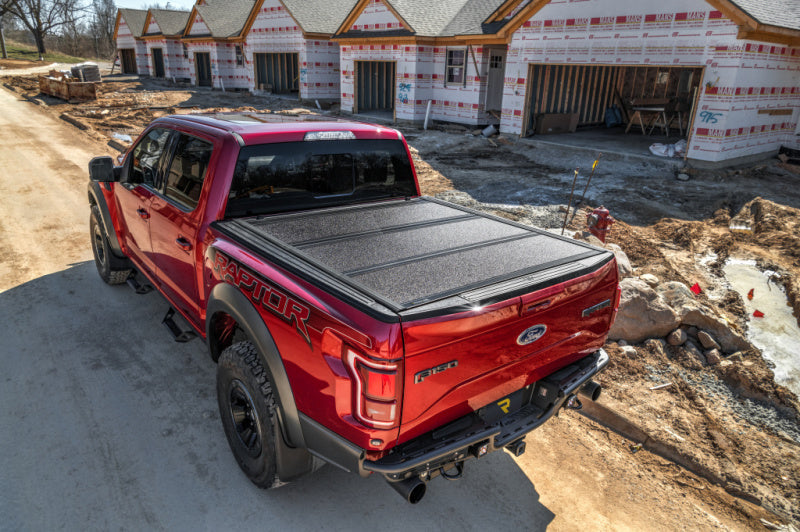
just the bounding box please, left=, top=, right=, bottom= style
left=115, top=0, right=196, bottom=11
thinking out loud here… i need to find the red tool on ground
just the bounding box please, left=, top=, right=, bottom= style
left=747, top=288, right=754, bottom=300
left=586, top=206, right=615, bottom=243
left=753, top=310, right=765, bottom=318
left=690, top=283, right=702, bottom=295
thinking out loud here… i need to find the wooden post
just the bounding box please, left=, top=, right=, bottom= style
left=469, top=45, right=480, bottom=80
left=683, top=84, right=701, bottom=161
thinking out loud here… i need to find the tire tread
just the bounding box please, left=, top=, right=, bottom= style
left=218, top=341, right=282, bottom=489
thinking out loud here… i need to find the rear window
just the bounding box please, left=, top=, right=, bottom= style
left=225, top=139, right=416, bottom=217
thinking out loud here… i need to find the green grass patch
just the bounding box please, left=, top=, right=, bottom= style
left=3, top=40, right=87, bottom=64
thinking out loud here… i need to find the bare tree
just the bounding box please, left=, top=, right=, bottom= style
left=7, top=0, right=82, bottom=59
left=90, top=0, right=114, bottom=58
left=0, top=0, right=13, bottom=59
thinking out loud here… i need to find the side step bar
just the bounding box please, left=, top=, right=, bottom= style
left=126, top=274, right=153, bottom=294
left=162, top=308, right=197, bottom=343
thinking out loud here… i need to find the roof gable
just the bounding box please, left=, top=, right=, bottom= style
left=497, top=0, right=800, bottom=45
left=186, top=9, right=212, bottom=36
left=115, top=8, right=148, bottom=40
left=145, top=16, right=161, bottom=35
left=348, top=0, right=407, bottom=32
left=245, top=0, right=302, bottom=37
left=336, top=0, right=510, bottom=38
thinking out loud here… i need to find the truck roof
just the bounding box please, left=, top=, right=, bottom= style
left=155, top=113, right=403, bottom=145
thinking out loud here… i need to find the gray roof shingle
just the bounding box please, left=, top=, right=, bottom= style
left=119, top=8, right=148, bottom=38
left=149, top=9, right=191, bottom=37
left=195, top=0, right=256, bottom=38
left=440, top=0, right=509, bottom=36
left=729, top=0, right=800, bottom=31
left=282, top=0, right=359, bottom=34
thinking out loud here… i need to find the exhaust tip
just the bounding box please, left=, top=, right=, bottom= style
left=579, top=381, right=602, bottom=402
left=387, top=477, right=427, bottom=504
left=407, top=482, right=426, bottom=504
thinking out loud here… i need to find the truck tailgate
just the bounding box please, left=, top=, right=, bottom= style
left=397, top=255, right=617, bottom=444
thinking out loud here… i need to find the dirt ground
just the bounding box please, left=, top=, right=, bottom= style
left=2, top=67, right=799, bottom=529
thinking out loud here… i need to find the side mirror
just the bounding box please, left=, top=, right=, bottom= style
left=89, top=156, right=117, bottom=182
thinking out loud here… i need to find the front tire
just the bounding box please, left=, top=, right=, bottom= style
left=90, top=205, right=130, bottom=285
left=217, top=341, right=281, bottom=489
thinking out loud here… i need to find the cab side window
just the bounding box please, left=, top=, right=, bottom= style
left=163, top=134, right=213, bottom=210
left=130, top=128, right=172, bottom=186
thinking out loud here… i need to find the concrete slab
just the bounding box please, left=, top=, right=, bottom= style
left=522, top=127, right=686, bottom=169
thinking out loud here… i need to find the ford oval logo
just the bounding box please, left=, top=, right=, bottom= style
left=517, top=324, right=547, bottom=346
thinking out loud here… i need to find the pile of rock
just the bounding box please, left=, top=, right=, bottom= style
left=609, top=275, right=751, bottom=366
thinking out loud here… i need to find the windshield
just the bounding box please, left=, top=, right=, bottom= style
left=225, top=139, right=417, bottom=217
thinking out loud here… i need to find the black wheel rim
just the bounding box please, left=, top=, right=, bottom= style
left=228, top=379, right=262, bottom=458
left=92, top=223, right=106, bottom=268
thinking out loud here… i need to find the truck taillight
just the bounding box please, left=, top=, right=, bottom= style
left=345, top=349, right=402, bottom=429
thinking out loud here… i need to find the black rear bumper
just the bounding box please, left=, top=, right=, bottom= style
left=363, top=349, right=609, bottom=481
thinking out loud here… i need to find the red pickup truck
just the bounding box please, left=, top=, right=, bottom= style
left=88, top=113, right=619, bottom=503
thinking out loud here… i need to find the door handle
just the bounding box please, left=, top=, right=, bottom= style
left=175, top=237, right=192, bottom=252
left=137, top=208, right=150, bottom=220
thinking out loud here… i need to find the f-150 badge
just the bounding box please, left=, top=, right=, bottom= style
left=517, top=324, right=547, bottom=345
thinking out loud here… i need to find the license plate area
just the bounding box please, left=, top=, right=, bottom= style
left=477, top=384, right=535, bottom=424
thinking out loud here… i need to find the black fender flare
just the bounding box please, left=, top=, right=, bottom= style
left=87, top=181, right=124, bottom=258
left=206, top=282, right=306, bottom=450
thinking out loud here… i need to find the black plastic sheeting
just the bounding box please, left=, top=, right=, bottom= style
left=244, top=198, right=606, bottom=309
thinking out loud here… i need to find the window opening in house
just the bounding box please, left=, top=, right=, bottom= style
left=235, top=45, right=244, bottom=67
left=183, top=43, right=188, bottom=59
left=446, top=48, right=466, bottom=86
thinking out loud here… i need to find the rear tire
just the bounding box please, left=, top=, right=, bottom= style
left=90, top=205, right=130, bottom=285
left=217, top=341, right=282, bottom=489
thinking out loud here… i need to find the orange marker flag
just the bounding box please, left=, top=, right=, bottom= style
left=690, top=283, right=702, bottom=295
left=747, top=288, right=754, bottom=300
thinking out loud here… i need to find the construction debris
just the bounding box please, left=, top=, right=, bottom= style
left=70, top=62, right=101, bottom=82
left=38, top=72, right=97, bottom=102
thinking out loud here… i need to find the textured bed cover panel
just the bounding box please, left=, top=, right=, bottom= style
left=237, top=198, right=609, bottom=310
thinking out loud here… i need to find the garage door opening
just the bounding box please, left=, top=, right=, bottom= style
left=355, top=61, right=395, bottom=117
left=523, top=64, right=703, bottom=134
left=253, top=53, right=299, bottom=94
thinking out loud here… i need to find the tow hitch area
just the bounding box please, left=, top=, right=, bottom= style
left=506, top=438, right=527, bottom=457
left=371, top=349, right=609, bottom=502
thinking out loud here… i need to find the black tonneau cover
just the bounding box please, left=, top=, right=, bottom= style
left=214, top=197, right=614, bottom=321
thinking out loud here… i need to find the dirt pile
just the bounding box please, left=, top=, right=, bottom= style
left=604, top=340, right=800, bottom=522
